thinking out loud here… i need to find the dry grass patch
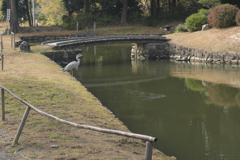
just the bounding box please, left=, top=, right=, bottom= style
left=166, top=26, right=240, bottom=53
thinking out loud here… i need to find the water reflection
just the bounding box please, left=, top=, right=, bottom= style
left=176, top=63, right=240, bottom=108
left=186, top=80, right=240, bottom=108
left=99, top=89, right=166, bottom=102
left=170, top=61, right=240, bottom=89
left=44, top=45, right=240, bottom=160
left=208, top=85, right=239, bottom=107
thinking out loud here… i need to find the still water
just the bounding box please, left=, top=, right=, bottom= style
left=47, top=45, right=240, bottom=160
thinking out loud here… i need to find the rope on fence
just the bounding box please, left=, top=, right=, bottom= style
left=0, top=85, right=157, bottom=159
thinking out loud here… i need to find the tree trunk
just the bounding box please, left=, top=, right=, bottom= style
left=120, top=0, right=129, bottom=26
left=10, top=0, right=19, bottom=33
left=62, top=0, right=75, bottom=16
left=24, top=0, right=32, bottom=27
left=151, top=0, right=157, bottom=17
left=168, top=0, right=171, bottom=13
left=5, top=0, right=10, bottom=17
left=157, top=0, right=160, bottom=9
left=172, top=0, right=176, bottom=7
left=84, top=0, right=89, bottom=15
left=29, top=0, right=33, bottom=26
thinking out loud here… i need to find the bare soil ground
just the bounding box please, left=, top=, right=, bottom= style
left=0, top=27, right=174, bottom=160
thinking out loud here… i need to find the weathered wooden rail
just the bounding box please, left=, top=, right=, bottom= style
left=0, top=36, right=3, bottom=52
left=0, top=54, right=3, bottom=71
left=0, top=85, right=157, bottom=160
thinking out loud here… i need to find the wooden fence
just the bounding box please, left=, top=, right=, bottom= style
left=0, top=54, right=3, bottom=71
left=0, top=36, right=3, bottom=52
left=76, top=22, right=97, bottom=36
left=0, top=85, right=157, bottom=160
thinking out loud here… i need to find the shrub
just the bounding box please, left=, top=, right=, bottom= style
left=208, top=4, right=239, bottom=28
left=185, top=13, right=208, bottom=32
left=235, top=10, right=240, bottom=25
left=185, top=79, right=206, bottom=92
left=62, top=13, right=119, bottom=30
left=198, top=9, right=211, bottom=16
left=36, top=13, right=47, bottom=25
left=174, top=23, right=188, bottom=32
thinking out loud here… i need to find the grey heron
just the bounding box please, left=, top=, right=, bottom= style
left=62, top=53, right=83, bottom=76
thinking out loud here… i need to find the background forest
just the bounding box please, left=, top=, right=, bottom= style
left=0, top=0, right=240, bottom=32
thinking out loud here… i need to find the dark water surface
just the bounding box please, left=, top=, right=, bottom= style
left=51, top=45, right=240, bottom=160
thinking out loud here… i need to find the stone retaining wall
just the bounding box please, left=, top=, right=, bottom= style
left=131, top=43, right=239, bottom=64
left=40, top=50, right=83, bottom=66
left=40, top=49, right=82, bottom=57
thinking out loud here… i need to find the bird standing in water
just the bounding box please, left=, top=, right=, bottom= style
left=62, top=53, right=83, bottom=77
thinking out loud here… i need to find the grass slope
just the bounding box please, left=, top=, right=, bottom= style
left=0, top=28, right=174, bottom=160
left=166, top=26, right=240, bottom=53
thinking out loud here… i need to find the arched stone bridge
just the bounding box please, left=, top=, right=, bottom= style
left=42, top=34, right=170, bottom=50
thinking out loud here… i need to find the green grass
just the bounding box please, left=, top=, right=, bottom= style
left=50, top=135, right=72, bottom=140
left=10, top=149, right=16, bottom=153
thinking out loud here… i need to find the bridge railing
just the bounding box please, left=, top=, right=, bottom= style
left=76, top=22, right=97, bottom=37
left=41, top=34, right=167, bottom=45
left=0, top=85, right=157, bottom=160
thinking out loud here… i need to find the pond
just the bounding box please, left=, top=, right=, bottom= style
left=45, top=45, right=240, bottom=160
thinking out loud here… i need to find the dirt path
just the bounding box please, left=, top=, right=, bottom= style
left=0, top=128, right=27, bottom=160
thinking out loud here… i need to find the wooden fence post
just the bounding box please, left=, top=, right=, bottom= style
left=11, top=33, right=12, bottom=48
left=145, top=141, right=153, bottom=160
left=1, top=88, right=5, bottom=121
left=1, top=36, right=3, bottom=49
left=1, top=54, right=3, bottom=71
left=0, top=37, right=2, bottom=52
left=76, top=22, right=78, bottom=37
left=13, top=33, right=15, bottom=50
left=94, top=22, right=96, bottom=36
left=12, top=106, right=30, bottom=145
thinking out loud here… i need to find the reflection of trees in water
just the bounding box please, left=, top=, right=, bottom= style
left=208, top=85, right=239, bottom=107
left=185, top=79, right=206, bottom=93
left=83, top=45, right=131, bottom=65
left=235, top=92, right=240, bottom=107
left=185, top=78, right=240, bottom=107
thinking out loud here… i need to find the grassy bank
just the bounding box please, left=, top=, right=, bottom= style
left=0, top=28, right=174, bottom=159
left=166, top=26, right=240, bottom=53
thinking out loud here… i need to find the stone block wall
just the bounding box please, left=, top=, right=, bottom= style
left=40, top=50, right=83, bottom=64
left=131, top=43, right=240, bottom=64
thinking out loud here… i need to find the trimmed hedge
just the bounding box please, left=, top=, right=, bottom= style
left=208, top=4, right=239, bottom=28
left=185, top=13, right=208, bottom=32
left=174, top=24, right=188, bottom=33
